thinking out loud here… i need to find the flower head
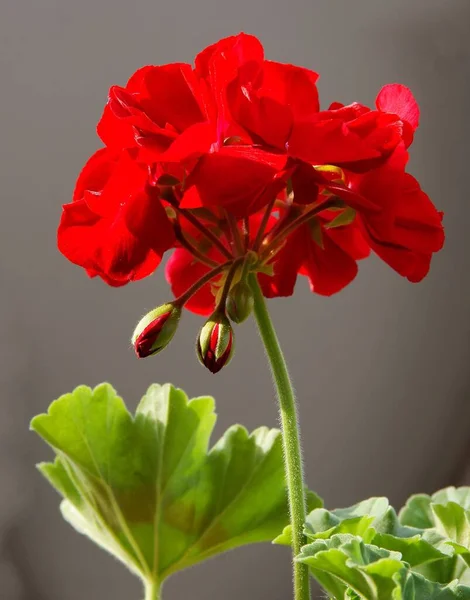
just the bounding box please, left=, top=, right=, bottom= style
left=59, top=33, right=444, bottom=367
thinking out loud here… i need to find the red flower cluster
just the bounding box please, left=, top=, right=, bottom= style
left=58, top=33, right=444, bottom=317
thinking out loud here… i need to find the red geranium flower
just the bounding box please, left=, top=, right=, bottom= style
left=59, top=32, right=444, bottom=333
left=58, top=148, right=175, bottom=286
left=350, top=145, right=444, bottom=282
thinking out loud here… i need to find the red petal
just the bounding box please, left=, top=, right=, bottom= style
left=258, top=234, right=302, bottom=298
left=123, top=190, right=176, bottom=256
left=376, top=84, right=419, bottom=131
left=58, top=200, right=159, bottom=284
left=58, top=186, right=174, bottom=286
left=195, top=33, right=264, bottom=80
left=73, top=148, right=117, bottom=202
left=182, top=145, right=286, bottom=216
left=264, top=61, right=319, bottom=117
left=227, top=58, right=319, bottom=148
left=391, top=174, right=444, bottom=253
left=296, top=225, right=359, bottom=295
left=353, top=154, right=444, bottom=281
left=97, top=66, right=154, bottom=149
left=288, top=118, right=382, bottom=165
left=159, top=122, right=216, bottom=163
left=288, top=102, right=408, bottom=168
left=325, top=219, right=370, bottom=261
left=77, top=150, right=148, bottom=218
left=143, top=63, right=205, bottom=131
left=97, top=64, right=205, bottom=151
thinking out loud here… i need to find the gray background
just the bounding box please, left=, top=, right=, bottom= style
left=1, top=0, right=470, bottom=598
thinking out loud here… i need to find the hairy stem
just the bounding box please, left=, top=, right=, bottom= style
left=249, top=273, right=310, bottom=600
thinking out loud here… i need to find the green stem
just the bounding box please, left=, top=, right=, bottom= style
left=249, top=273, right=310, bottom=600
left=144, top=581, right=160, bottom=600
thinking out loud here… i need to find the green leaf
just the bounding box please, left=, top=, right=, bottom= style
left=399, top=494, right=435, bottom=529
left=274, top=497, right=389, bottom=547
left=393, top=568, right=470, bottom=599
left=32, top=383, right=293, bottom=588
left=373, top=532, right=450, bottom=568
left=298, top=534, right=470, bottom=600
left=399, top=488, right=470, bottom=530
left=295, top=493, right=470, bottom=597
left=432, top=503, right=470, bottom=548
left=398, top=488, right=470, bottom=584
left=447, top=543, right=470, bottom=569
left=297, top=535, right=403, bottom=599
left=433, top=488, right=470, bottom=511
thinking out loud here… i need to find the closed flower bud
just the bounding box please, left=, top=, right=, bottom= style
left=226, top=281, right=254, bottom=324
left=132, top=303, right=181, bottom=358
left=197, top=313, right=234, bottom=374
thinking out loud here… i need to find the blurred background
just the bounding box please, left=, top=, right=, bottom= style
left=1, top=0, right=470, bottom=598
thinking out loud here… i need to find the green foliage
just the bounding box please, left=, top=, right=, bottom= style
left=32, top=383, right=295, bottom=591
left=294, top=487, right=470, bottom=599
left=298, top=535, right=470, bottom=600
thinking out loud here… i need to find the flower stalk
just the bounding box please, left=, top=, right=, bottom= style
left=248, top=273, right=310, bottom=600
left=175, top=260, right=232, bottom=306
left=173, top=222, right=219, bottom=268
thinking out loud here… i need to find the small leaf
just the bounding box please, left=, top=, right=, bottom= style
left=32, top=383, right=294, bottom=588
left=373, top=532, right=448, bottom=568
left=433, top=488, right=470, bottom=511
left=399, top=488, right=470, bottom=530
left=332, top=497, right=390, bottom=521
left=399, top=494, right=435, bottom=529
left=305, top=511, right=377, bottom=542
left=447, top=542, right=470, bottom=568
left=432, top=503, right=470, bottom=548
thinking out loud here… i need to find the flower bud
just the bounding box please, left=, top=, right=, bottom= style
left=197, top=313, right=234, bottom=374
left=132, top=303, right=181, bottom=358
left=226, top=281, right=254, bottom=324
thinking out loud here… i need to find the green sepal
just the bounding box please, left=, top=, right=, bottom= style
left=325, top=206, right=356, bottom=229
left=197, top=312, right=232, bottom=360
left=226, top=281, right=254, bottom=324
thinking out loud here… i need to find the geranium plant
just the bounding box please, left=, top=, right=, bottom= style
left=32, top=33, right=463, bottom=600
